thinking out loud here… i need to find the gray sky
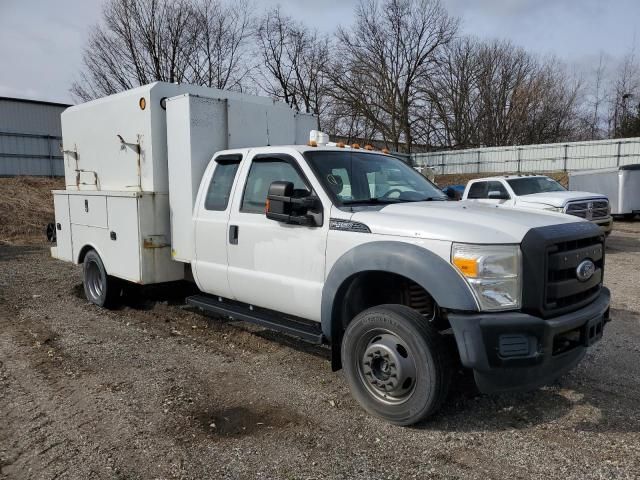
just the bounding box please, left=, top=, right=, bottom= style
left=0, top=0, right=638, bottom=104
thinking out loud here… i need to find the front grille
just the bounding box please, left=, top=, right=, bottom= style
left=521, top=222, right=605, bottom=318
left=545, top=236, right=603, bottom=312
left=565, top=199, right=609, bottom=220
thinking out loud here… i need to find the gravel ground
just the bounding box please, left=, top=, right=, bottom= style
left=1, top=222, right=640, bottom=480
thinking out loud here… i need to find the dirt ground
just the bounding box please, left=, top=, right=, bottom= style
left=1, top=187, right=640, bottom=479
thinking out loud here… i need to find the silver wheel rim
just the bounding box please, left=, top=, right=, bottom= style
left=86, top=261, right=103, bottom=300
left=356, top=330, right=418, bottom=405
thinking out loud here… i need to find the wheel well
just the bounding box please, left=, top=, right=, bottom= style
left=77, top=245, right=95, bottom=264
left=330, top=271, right=447, bottom=370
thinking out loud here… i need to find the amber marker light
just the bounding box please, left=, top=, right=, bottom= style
left=139, top=97, right=146, bottom=110
left=452, top=257, right=478, bottom=277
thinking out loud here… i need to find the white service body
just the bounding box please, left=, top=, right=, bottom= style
left=51, top=82, right=316, bottom=284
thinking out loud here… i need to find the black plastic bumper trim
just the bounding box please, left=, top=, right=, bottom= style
left=448, top=287, right=610, bottom=393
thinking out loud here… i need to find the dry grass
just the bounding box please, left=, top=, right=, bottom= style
left=0, top=176, right=64, bottom=245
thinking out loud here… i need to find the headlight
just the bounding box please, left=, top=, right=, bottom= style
left=451, top=243, right=522, bottom=311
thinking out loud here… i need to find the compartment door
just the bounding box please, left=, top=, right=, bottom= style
left=53, top=194, right=72, bottom=261
left=69, top=195, right=108, bottom=228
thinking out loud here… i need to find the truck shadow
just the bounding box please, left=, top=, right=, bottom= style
left=606, top=234, right=640, bottom=254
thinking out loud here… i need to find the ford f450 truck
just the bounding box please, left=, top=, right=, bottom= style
left=51, top=83, right=610, bottom=425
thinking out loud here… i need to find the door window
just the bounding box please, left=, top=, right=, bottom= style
left=241, top=159, right=310, bottom=214
left=204, top=159, right=241, bottom=211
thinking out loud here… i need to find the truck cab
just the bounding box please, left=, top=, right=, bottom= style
left=51, top=84, right=611, bottom=426
left=462, top=175, right=613, bottom=234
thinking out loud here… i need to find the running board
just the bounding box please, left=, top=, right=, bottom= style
left=186, top=294, right=325, bottom=344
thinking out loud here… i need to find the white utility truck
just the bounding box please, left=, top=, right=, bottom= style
left=51, top=83, right=610, bottom=425
left=462, top=175, right=613, bottom=234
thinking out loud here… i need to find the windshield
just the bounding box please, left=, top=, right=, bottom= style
left=304, top=150, right=447, bottom=206
left=506, top=177, right=566, bottom=196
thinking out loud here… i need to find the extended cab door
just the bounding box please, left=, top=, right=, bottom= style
left=225, top=151, right=329, bottom=322
left=466, top=180, right=513, bottom=206
left=193, top=154, right=243, bottom=299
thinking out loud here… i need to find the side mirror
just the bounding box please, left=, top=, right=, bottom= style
left=488, top=190, right=509, bottom=200
left=266, top=181, right=323, bottom=227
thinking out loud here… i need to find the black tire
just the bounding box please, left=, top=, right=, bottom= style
left=341, top=304, right=451, bottom=426
left=82, top=249, right=121, bottom=308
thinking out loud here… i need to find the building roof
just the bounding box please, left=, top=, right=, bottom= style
left=0, top=96, right=72, bottom=109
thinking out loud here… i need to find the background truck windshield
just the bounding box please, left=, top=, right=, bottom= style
left=305, top=151, right=447, bottom=205
left=507, top=177, right=566, bottom=196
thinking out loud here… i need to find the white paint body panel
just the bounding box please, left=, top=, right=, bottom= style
left=52, top=190, right=182, bottom=284
left=52, top=194, right=72, bottom=261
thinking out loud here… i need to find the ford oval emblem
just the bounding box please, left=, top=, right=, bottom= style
left=576, top=259, right=596, bottom=282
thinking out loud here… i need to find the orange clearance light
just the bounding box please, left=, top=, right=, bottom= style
left=381, top=148, right=390, bottom=154
left=265, top=198, right=271, bottom=213
left=453, top=257, right=478, bottom=277
left=364, top=144, right=374, bottom=151
left=139, top=97, right=146, bottom=110
left=352, top=143, right=360, bottom=149
left=307, top=140, right=318, bottom=147
left=337, top=142, right=345, bottom=148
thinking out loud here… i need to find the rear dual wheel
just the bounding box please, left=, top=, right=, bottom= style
left=341, top=304, right=451, bottom=426
left=83, top=249, right=121, bottom=308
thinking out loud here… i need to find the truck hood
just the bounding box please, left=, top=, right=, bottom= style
left=351, top=201, right=582, bottom=244
left=516, top=191, right=607, bottom=208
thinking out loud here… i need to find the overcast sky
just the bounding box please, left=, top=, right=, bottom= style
left=0, top=0, right=637, bottom=104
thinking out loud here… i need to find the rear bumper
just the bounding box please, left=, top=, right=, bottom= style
left=448, top=288, right=610, bottom=393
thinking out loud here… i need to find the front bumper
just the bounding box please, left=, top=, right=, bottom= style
left=592, top=216, right=613, bottom=234
left=448, top=287, right=610, bottom=394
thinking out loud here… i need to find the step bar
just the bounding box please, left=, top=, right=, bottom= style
left=186, top=294, right=325, bottom=344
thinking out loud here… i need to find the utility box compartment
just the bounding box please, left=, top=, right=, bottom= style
left=569, top=165, right=640, bottom=215
left=52, top=194, right=72, bottom=262
left=52, top=190, right=183, bottom=284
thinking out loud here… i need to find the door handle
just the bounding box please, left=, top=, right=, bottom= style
left=229, top=225, right=239, bottom=245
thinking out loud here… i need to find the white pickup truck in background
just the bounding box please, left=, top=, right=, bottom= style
left=462, top=175, right=613, bottom=234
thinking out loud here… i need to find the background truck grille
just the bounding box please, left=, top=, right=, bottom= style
left=565, top=199, right=609, bottom=220
left=521, top=222, right=605, bottom=318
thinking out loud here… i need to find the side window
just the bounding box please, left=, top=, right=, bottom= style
left=241, top=159, right=309, bottom=214
left=487, top=181, right=509, bottom=198
left=204, top=160, right=240, bottom=211
left=467, top=182, right=488, bottom=199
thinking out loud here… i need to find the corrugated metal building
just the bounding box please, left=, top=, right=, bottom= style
left=0, top=97, right=70, bottom=176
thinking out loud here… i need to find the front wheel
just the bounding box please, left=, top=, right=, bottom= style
left=341, top=304, right=451, bottom=426
left=83, top=249, right=121, bottom=308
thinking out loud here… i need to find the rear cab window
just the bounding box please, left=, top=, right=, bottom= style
left=204, top=156, right=242, bottom=211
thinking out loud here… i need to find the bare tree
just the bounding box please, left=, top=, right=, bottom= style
left=71, top=0, right=254, bottom=101
left=255, top=7, right=329, bottom=123
left=188, top=0, right=254, bottom=90
left=610, top=48, right=640, bottom=137
left=327, top=0, right=458, bottom=152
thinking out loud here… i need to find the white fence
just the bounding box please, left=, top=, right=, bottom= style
left=411, top=137, right=640, bottom=175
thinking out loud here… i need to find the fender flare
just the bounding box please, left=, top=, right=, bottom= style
left=321, top=241, right=479, bottom=341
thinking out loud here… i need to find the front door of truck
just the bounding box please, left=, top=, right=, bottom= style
left=193, top=154, right=243, bottom=299
left=226, top=152, right=329, bottom=322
